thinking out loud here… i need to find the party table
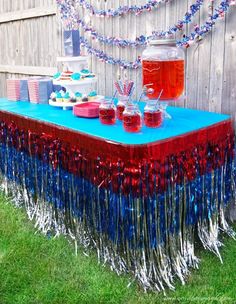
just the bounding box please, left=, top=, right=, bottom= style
left=0, top=98, right=235, bottom=291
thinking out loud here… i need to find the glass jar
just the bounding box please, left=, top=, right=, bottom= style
left=99, top=98, right=116, bottom=125
left=123, top=102, right=142, bottom=133
left=144, top=100, right=163, bottom=128
left=116, top=95, right=129, bottom=120
left=142, top=39, right=185, bottom=101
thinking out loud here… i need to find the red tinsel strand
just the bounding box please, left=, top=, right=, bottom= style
left=0, top=111, right=234, bottom=198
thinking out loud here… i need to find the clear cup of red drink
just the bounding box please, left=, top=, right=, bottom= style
left=116, top=95, right=128, bottom=120
left=123, top=102, right=142, bottom=133
left=99, top=98, right=116, bottom=125
left=144, top=100, right=163, bottom=128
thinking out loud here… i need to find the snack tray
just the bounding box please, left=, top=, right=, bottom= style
left=48, top=95, right=103, bottom=110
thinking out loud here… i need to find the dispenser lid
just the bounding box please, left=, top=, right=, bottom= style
left=148, top=39, right=176, bottom=46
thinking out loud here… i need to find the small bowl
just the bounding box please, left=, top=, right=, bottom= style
left=73, top=102, right=99, bottom=118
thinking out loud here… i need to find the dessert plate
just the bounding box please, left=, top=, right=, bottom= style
left=73, top=102, right=100, bottom=118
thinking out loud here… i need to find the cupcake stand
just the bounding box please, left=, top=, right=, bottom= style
left=49, top=56, right=102, bottom=110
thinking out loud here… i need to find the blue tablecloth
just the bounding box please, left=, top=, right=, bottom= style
left=0, top=98, right=230, bottom=145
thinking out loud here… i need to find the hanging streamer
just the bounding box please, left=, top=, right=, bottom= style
left=72, top=0, right=170, bottom=17
left=56, top=0, right=235, bottom=68
left=57, top=0, right=203, bottom=47
left=0, top=110, right=235, bottom=292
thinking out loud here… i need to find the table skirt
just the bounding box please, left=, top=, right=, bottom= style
left=0, top=110, right=235, bottom=292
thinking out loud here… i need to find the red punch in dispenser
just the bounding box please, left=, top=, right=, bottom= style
left=142, top=39, right=185, bottom=119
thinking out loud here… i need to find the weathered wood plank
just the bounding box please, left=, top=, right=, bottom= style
left=185, top=0, right=200, bottom=110
left=208, top=3, right=226, bottom=114
left=0, top=65, right=57, bottom=76
left=196, top=1, right=212, bottom=111
left=103, top=0, right=114, bottom=97
left=222, top=9, right=236, bottom=122
left=0, top=6, right=57, bottom=24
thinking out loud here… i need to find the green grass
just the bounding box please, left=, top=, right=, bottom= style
left=0, top=194, right=236, bottom=304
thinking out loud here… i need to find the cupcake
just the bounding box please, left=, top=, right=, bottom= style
left=82, top=96, right=89, bottom=102
left=88, top=91, right=98, bottom=101
left=69, top=93, right=77, bottom=103
left=71, top=73, right=81, bottom=81
left=80, top=69, right=91, bottom=78
left=56, top=92, right=63, bottom=103
left=53, top=72, right=61, bottom=80
left=75, top=92, right=83, bottom=102
left=50, top=92, right=57, bottom=102
left=63, top=92, right=70, bottom=103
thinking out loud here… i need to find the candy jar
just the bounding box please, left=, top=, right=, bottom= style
left=144, top=100, right=163, bottom=128
left=123, top=101, right=142, bottom=133
left=99, top=98, right=116, bottom=125
left=116, top=95, right=129, bottom=120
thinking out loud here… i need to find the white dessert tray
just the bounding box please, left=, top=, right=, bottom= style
left=49, top=95, right=104, bottom=110
left=53, top=78, right=97, bottom=86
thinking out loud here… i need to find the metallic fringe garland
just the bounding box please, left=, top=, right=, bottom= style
left=0, top=142, right=235, bottom=292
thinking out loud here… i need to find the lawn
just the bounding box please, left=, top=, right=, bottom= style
left=0, top=193, right=236, bottom=304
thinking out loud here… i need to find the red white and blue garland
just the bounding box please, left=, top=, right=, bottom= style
left=73, top=0, right=170, bottom=17
left=58, top=0, right=204, bottom=47
left=57, top=0, right=235, bottom=69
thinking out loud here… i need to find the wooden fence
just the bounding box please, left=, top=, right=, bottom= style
left=0, top=0, right=235, bottom=122
left=0, top=0, right=62, bottom=95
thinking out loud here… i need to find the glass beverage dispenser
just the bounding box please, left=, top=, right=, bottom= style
left=142, top=39, right=185, bottom=118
